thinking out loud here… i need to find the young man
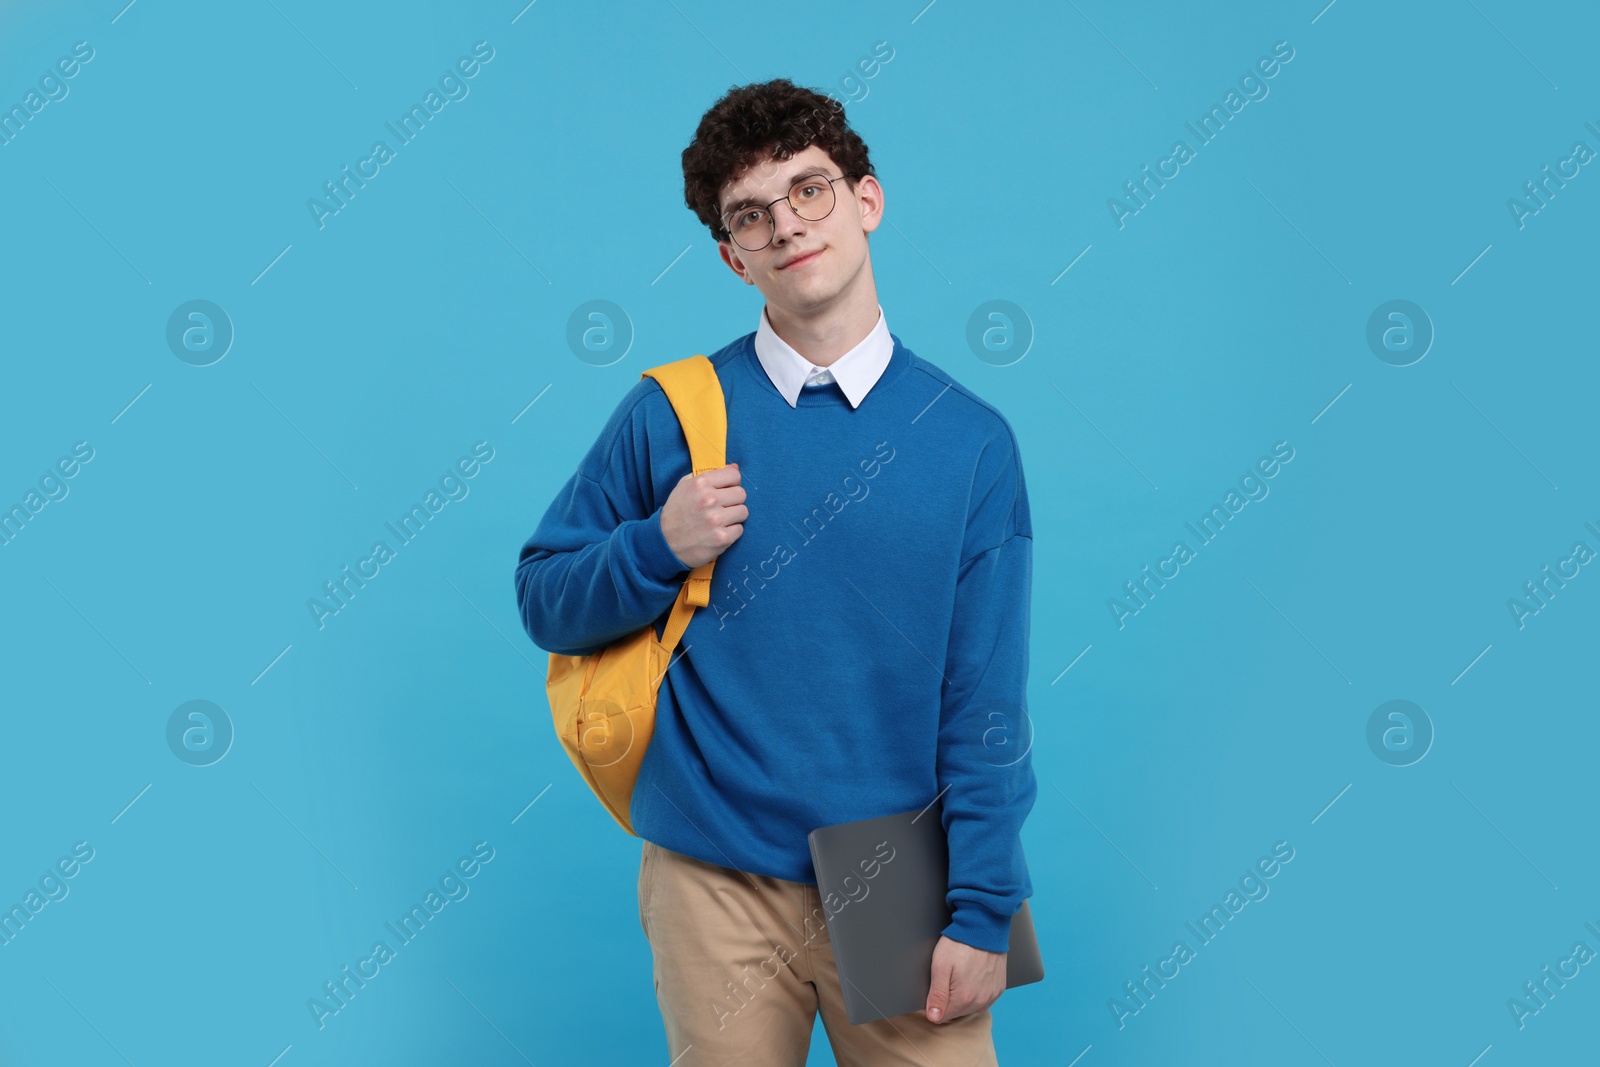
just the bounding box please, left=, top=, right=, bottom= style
left=515, top=78, right=1036, bottom=1065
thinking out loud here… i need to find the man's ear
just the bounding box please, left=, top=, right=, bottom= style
left=718, top=240, right=758, bottom=285
left=855, top=174, right=885, bottom=235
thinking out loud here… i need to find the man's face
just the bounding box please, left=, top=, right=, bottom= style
left=715, top=144, right=883, bottom=312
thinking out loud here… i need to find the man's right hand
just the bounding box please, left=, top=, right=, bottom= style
left=660, top=463, right=746, bottom=569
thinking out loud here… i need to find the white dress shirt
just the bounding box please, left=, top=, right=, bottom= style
left=753, top=304, right=893, bottom=409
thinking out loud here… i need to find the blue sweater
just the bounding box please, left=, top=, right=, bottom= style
left=514, top=330, right=1036, bottom=953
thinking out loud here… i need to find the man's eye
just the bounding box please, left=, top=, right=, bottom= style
left=737, top=210, right=765, bottom=228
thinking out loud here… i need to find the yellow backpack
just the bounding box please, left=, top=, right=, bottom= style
left=546, top=354, right=726, bottom=835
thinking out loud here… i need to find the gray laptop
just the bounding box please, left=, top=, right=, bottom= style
left=806, top=802, right=1044, bottom=1025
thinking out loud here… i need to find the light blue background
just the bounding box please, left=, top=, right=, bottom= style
left=1, top=0, right=1596, bottom=1063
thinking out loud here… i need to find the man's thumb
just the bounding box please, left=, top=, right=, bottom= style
left=926, top=962, right=951, bottom=1022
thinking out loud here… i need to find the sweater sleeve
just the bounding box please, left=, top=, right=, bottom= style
left=513, top=385, right=691, bottom=658
left=936, top=426, right=1038, bottom=954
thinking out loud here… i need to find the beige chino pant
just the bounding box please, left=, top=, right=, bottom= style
left=638, top=839, right=999, bottom=1066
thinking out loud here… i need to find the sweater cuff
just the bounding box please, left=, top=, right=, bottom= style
left=621, top=509, right=690, bottom=587
left=941, top=899, right=1018, bottom=955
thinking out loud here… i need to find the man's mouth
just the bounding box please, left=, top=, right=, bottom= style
left=779, top=248, right=823, bottom=270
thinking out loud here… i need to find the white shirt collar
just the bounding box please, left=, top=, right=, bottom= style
left=754, top=304, right=893, bottom=409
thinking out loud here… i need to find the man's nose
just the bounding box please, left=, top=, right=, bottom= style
left=770, top=198, right=808, bottom=241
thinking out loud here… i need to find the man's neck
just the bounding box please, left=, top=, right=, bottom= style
left=764, top=287, right=880, bottom=369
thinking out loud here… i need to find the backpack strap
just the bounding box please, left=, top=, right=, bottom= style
left=640, top=354, right=727, bottom=653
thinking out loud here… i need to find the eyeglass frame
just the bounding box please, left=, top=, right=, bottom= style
left=720, top=172, right=851, bottom=251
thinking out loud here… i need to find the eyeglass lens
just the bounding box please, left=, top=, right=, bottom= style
left=726, top=175, right=837, bottom=251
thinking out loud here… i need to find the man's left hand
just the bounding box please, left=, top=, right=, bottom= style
left=924, top=935, right=1006, bottom=1023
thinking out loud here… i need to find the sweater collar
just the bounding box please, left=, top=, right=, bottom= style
left=753, top=304, right=892, bottom=409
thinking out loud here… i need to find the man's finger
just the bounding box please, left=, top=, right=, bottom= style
left=925, top=955, right=953, bottom=1023
left=697, top=463, right=741, bottom=488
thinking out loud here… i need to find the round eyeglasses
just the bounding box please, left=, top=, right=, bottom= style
left=722, top=173, right=847, bottom=252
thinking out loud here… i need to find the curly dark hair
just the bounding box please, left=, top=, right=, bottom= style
left=682, top=78, right=875, bottom=243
